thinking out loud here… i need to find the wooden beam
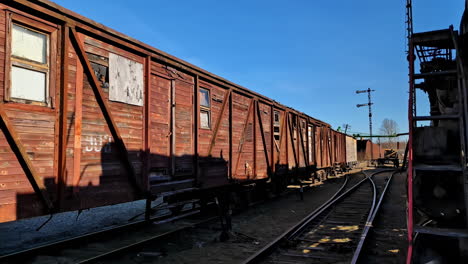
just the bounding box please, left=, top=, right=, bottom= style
left=194, top=75, right=200, bottom=182
left=253, top=100, right=257, bottom=178
left=287, top=114, right=298, bottom=168
left=208, top=89, right=231, bottom=156
left=283, top=111, right=289, bottom=165
left=234, top=100, right=254, bottom=177
left=143, top=55, right=151, bottom=191
left=73, top=31, right=84, bottom=192
left=256, top=102, right=270, bottom=174
left=228, top=91, right=233, bottom=179
left=0, top=104, right=54, bottom=211
left=170, top=80, right=176, bottom=176
left=298, top=120, right=308, bottom=167
left=69, top=28, right=143, bottom=195
left=270, top=106, right=274, bottom=173
left=56, top=25, right=70, bottom=208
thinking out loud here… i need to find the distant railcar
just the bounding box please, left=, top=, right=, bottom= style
left=345, top=135, right=358, bottom=168
left=357, top=140, right=383, bottom=161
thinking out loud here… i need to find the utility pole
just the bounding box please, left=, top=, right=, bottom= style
left=343, top=124, right=351, bottom=134
left=356, top=88, right=375, bottom=159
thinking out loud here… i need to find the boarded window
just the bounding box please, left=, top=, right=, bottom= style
left=109, top=53, right=144, bottom=106
left=10, top=24, right=49, bottom=103
left=200, top=88, right=211, bottom=129
left=200, top=88, right=210, bottom=107
left=274, top=111, right=280, bottom=124
left=273, top=110, right=280, bottom=143
left=200, top=110, right=210, bottom=129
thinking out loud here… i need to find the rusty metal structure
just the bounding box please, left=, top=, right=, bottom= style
left=407, top=0, right=468, bottom=262
left=0, top=0, right=359, bottom=223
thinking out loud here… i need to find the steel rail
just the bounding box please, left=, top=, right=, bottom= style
left=242, top=174, right=351, bottom=264
left=242, top=169, right=393, bottom=264
left=0, top=206, right=204, bottom=262
left=77, top=215, right=218, bottom=263
left=351, top=169, right=395, bottom=263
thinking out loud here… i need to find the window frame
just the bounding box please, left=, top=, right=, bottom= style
left=199, top=87, right=211, bottom=129
left=5, top=11, right=58, bottom=108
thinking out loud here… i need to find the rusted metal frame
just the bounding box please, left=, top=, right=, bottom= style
left=234, top=99, right=254, bottom=176
left=287, top=113, right=299, bottom=168
left=256, top=101, right=271, bottom=175
left=56, top=25, right=70, bottom=209
left=69, top=28, right=143, bottom=195
left=208, top=89, right=232, bottom=156
left=228, top=90, right=233, bottom=179
left=170, top=80, right=176, bottom=176
left=449, top=27, right=468, bottom=230
left=253, top=100, right=257, bottom=177
left=0, top=104, right=54, bottom=211
left=194, top=75, right=200, bottom=182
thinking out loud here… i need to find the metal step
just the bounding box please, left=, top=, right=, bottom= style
left=413, top=114, right=459, bottom=121
left=415, top=226, right=468, bottom=238
left=150, top=179, right=195, bottom=194
left=413, top=164, right=462, bottom=172
left=414, top=70, right=457, bottom=79
left=159, top=187, right=199, bottom=197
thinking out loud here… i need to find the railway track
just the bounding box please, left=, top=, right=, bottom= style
left=0, top=169, right=365, bottom=263
left=242, top=169, right=396, bottom=264
left=0, top=201, right=217, bottom=264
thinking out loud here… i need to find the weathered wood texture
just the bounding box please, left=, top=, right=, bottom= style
left=0, top=1, right=349, bottom=223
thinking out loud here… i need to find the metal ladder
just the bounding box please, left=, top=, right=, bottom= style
left=408, top=25, right=468, bottom=259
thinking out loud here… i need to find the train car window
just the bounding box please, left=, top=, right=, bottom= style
left=293, top=117, right=297, bottom=140
left=200, top=88, right=211, bottom=108
left=273, top=111, right=281, bottom=143
left=10, top=24, right=49, bottom=104
left=200, top=88, right=211, bottom=129
left=87, top=52, right=109, bottom=90
left=274, top=111, right=280, bottom=124
left=200, top=110, right=210, bottom=129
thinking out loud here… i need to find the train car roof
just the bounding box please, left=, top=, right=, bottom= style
left=15, top=0, right=333, bottom=128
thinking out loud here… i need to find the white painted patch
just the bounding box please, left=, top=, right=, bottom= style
left=84, top=135, right=113, bottom=153
left=11, top=66, right=46, bottom=102
left=109, top=53, right=143, bottom=106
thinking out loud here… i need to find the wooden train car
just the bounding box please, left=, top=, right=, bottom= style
left=0, top=0, right=353, bottom=223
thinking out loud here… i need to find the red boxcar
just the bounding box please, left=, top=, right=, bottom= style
left=0, top=0, right=349, bottom=223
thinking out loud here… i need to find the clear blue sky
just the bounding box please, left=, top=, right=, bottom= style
left=55, top=0, right=464, bottom=135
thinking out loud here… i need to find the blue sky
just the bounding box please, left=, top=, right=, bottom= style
left=55, top=0, right=465, bottom=135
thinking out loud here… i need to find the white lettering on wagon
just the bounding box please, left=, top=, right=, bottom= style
left=84, top=135, right=113, bottom=153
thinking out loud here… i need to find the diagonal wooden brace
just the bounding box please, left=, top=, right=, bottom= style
left=208, top=89, right=231, bottom=156
left=69, top=28, right=144, bottom=196
left=0, top=104, right=54, bottom=211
